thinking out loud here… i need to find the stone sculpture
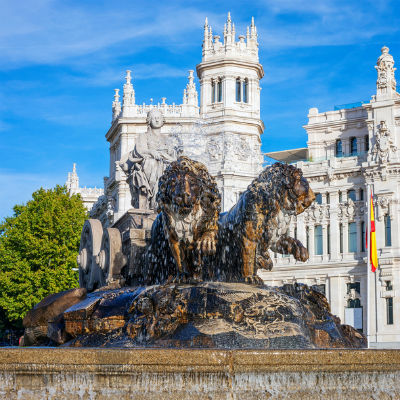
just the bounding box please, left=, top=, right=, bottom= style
left=22, top=158, right=366, bottom=349
left=372, top=120, right=397, bottom=163
left=146, top=156, right=221, bottom=284
left=120, top=109, right=175, bottom=210
left=216, top=163, right=315, bottom=283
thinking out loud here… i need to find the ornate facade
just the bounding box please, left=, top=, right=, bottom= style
left=68, top=13, right=264, bottom=226
left=262, top=46, right=400, bottom=348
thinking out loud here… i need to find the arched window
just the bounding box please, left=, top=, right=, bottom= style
left=336, top=139, right=343, bottom=157
left=314, top=225, right=323, bottom=255
left=243, top=79, right=248, bottom=103
left=350, top=137, right=357, bottom=155
left=217, top=79, right=222, bottom=102
left=236, top=78, right=241, bottom=102
left=348, top=189, right=356, bottom=202
left=385, top=215, right=392, bottom=247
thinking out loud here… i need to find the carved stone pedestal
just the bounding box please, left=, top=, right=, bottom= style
left=112, top=208, right=157, bottom=285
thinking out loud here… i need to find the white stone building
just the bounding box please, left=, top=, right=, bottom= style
left=69, top=13, right=264, bottom=226
left=65, top=13, right=400, bottom=348
left=262, top=46, right=400, bottom=348
left=65, top=163, right=104, bottom=212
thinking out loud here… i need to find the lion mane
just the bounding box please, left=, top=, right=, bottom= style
left=215, top=162, right=315, bottom=283
left=145, top=156, right=221, bottom=284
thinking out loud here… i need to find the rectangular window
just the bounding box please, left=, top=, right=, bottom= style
left=385, top=215, right=392, bottom=247
left=365, top=135, right=369, bottom=152
left=348, top=190, right=356, bottom=202
left=243, top=80, right=248, bottom=103
left=387, top=297, right=394, bottom=325
left=359, top=189, right=364, bottom=201
left=340, top=223, right=343, bottom=253
left=348, top=222, right=357, bottom=252
left=326, top=193, right=330, bottom=204
left=386, top=281, right=393, bottom=291
left=361, top=221, right=366, bottom=252
left=294, top=227, right=297, bottom=240
left=315, top=193, right=322, bottom=204
left=306, top=228, right=309, bottom=251
left=339, top=192, right=343, bottom=203
left=236, top=79, right=241, bottom=102
left=314, top=225, right=323, bottom=255
left=217, top=80, right=222, bottom=102
left=211, top=81, right=215, bottom=103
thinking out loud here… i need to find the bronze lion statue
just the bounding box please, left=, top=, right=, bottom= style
left=215, top=162, right=315, bottom=284
left=145, top=156, right=221, bottom=284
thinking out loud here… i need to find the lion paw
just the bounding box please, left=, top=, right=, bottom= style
left=197, top=233, right=217, bottom=255
left=293, top=245, right=309, bottom=262
left=244, top=275, right=264, bottom=286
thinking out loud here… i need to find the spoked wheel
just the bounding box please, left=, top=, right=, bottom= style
left=77, top=219, right=103, bottom=292
left=96, top=228, right=127, bottom=287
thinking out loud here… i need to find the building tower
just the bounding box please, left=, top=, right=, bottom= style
left=197, top=13, right=265, bottom=210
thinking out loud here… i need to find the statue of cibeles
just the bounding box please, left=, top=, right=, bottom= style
left=120, top=109, right=175, bottom=210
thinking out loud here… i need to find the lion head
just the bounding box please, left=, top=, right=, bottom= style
left=156, top=156, right=221, bottom=220
left=248, top=162, right=315, bottom=216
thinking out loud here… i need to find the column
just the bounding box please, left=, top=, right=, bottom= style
left=297, top=214, right=306, bottom=245
left=322, top=223, right=328, bottom=260
left=356, top=219, right=362, bottom=255
left=343, top=222, right=349, bottom=255
left=308, top=225, right=315, bottom=262
left=342, top=138, right=350, bottom=156
left=199, top=78, right=210, bottom=116
left=329, top=192, right=340, bottom=260
left=224, top=76, right=235, bottom=108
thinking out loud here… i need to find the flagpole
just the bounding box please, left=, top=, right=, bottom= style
left=372, top=185, right=378, bottom=344
left=367, top=184, right=371, bottom=348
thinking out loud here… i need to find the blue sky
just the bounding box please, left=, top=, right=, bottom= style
left=1, top=0, right=400, bottom=219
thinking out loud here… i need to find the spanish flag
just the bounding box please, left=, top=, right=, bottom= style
left=370, top=194, right=378, bottom=272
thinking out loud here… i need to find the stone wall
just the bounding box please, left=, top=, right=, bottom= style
left=1, top=348, right=400, bottom=399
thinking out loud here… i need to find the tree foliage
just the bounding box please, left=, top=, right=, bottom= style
left=0, top=185, right=87, bottom=327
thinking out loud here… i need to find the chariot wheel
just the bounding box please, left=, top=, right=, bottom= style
left=96, top=228, right=126, bottom=287
left=77, top=219, right=103, bottom=292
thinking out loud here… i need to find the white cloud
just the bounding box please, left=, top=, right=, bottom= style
left=0, top=1, right=216, bottom=69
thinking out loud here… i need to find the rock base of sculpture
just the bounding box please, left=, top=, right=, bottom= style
left=22, top=282, right=366, bottom=349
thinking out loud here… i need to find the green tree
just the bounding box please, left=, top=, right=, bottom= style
left=0, top=185, right=87, bottom=329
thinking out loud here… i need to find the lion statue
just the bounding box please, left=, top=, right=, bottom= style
left=215, top=162, right=315, bottom=284
left=144, top=156, right=221, bottom=284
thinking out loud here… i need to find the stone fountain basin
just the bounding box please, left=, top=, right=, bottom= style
left=0, top=348, right=400, bottom=399
left=22, top=282, right=365, bottom=349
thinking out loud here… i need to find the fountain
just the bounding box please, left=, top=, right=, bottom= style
left=3, top=114, right=400, bottom=399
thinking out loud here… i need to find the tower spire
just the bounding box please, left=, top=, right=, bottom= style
left=203, top=16, right=209, bottom=54
left=375, top=46, right=397, bottom=100
left=123, top=70, right=135, bottom=106
left=112, top=88, right=121, bottom=122
left=184, top=70, right=198, bottom=106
